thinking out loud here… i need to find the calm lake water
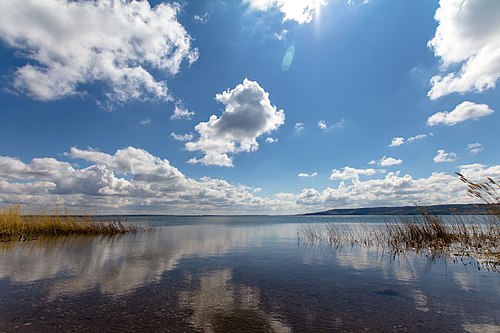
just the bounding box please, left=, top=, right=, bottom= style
left=0, top=216, right=499, bottom=332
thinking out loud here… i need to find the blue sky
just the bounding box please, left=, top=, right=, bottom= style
left=0, top=0, right=499, bottom=214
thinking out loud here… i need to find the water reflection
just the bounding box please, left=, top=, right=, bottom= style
left=299, top=241, right=499, bottom=330
left=0, top=218, right=498, bottom=332
left=180, top=269, right=292, bottom=333
left=0, top=223, right=296, bottom=297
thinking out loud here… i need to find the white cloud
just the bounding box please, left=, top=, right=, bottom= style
left=171, top=104, right=195, bottom=120
left=265, top=137, right=278, bottom=143
left=329, top=167, right=379, bottom=181
left=296, top=166, right=499, bottom=208
left=427, top=101, right=494, bottom=126
left=294, top=122, right=305, bottom=132
left=467, top=143, right=483, bottom=155
left=187, top=154, right=234, bottom=168
left=245, top=0, right=327, bottom=24
left=407, top=133, right=430, bottom=143
left=274, top=29, right=289, bottom=41
left=139, top=119, right=151, bottom=125
left=0, top=0, right=198, bottom=104
left=347, top=0, right=370, bottom=6
left=379, top=156, right=402, bottom=167
left=433, top=149, right=457, bottom=163
left=428, top=0, right=500, bottom=99
left=298, top=172, right=318, bottom=178
left=317, top=120, right=328, bottom=130
left=457, top=163, right=500, bottom=182
left=389, top=137, right=405, bottom=147
left=318, top=119, right=344, bottom=130
left=185, top=79, right=285, bottom=167
left=390, top=133, right=432, bottom=147
left=194, top=12, right=209, bottom=24
left=0, top=147, right=294, bottom=214
left=170, top=132, right=194, bottom=141
left=2, top=148, right=500, bottom=214
left=368, top=160, right=377, bottom=165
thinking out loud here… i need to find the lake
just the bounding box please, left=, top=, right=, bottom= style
left=0, top=216, right=498, bottom=332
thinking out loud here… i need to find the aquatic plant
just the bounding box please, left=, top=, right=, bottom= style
left=0, top=205, right=141, bottom=242
left=388, top=175, right=499, bottom=255
left=300, top=175, right=500, bottom=266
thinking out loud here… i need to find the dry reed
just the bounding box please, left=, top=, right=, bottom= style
left=299, top=175, right=500, bottom=265
left=0, top=205, right=141, bottom=242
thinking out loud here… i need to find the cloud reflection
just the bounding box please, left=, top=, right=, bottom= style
left=179, top=269, right=292, bottom=333
left=0, top=224, right=296, bottom=297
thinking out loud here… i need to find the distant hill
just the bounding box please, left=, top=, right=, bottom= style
left=304, top=204, right=492, bottom=216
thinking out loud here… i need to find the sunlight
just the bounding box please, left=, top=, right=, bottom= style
left=313, top=0, right=326, bottom=33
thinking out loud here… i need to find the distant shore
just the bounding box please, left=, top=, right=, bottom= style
left=304, top=204, right=493, bottom=216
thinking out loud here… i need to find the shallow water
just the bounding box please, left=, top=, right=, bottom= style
left=0, top=216, right=498, bottom=332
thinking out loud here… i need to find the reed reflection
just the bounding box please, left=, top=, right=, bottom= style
left=0, top=223, right=295, bottom=297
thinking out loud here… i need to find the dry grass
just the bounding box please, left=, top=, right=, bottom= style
left=299, top=175, right=500, bottom=266
left=387, top=175, right=499, bottom=258
left=0, top=205, right=141, bottom=242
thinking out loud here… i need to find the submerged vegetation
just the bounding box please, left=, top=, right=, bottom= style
left=0, top=205, right=141, bottom=242
left=300, top=175, right=500, bottom=267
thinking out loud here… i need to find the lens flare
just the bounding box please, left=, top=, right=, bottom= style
left=281, top=45, right=295, bottom=71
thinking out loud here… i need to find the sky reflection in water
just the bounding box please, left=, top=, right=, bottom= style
left=0, top=216, right=498, bottom=332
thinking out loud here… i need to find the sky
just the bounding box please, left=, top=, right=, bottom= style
left=0, top=0, right=499, bottom=214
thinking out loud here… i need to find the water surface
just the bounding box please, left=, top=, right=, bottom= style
left=0, top=216, right=498, bottom=332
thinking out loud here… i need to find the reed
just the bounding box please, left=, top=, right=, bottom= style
left=299, top=175, right=500, bottom=264
left=0, top=205, right=140, bottom=242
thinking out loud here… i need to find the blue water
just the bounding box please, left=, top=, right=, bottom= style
left=0, top=216, right=498, bottom=332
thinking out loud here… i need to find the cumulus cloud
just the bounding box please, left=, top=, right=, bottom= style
left=171, top=104, right=195, bottom=120
left=371, top=156, right=403, bottom=167
left=298, top=172, right=318, bottom=178
left=467, top=143, right=483, bottom=155
left=244, top=0, right=327, bottom=24
left=2, top=148, right=500, bottom=214
left=433, top=149, right=457, bottom=163
left=265, top=137, right=278, bottom=143
left=428, top=0, right=500, bottom=99
left=170, top=132, right=194, bottom=141
left=296, top=164, right=500, bottom=208
left=0, top=0, right=198, bottom=104
left=329, top=167, right=379, bottom=181
left=185, top=79, right=285, bottom=167
left=390, top=134, right=432, bottom=147
left=427, top=101, right=493, bottom=126
left=389, top=137, right=405, bottom=147
left=380, top=156, right=402, bottom=167
left=0, top=147, right=292, bottom=214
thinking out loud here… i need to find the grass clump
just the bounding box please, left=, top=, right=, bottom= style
left=0, top=205, right=140, bottom=242
left=300, top=175, right=500, bottom=266
left=387, top=175, right=499, bottom=262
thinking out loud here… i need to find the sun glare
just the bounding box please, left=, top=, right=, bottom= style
left=313, top=0, right=325, bottom=31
